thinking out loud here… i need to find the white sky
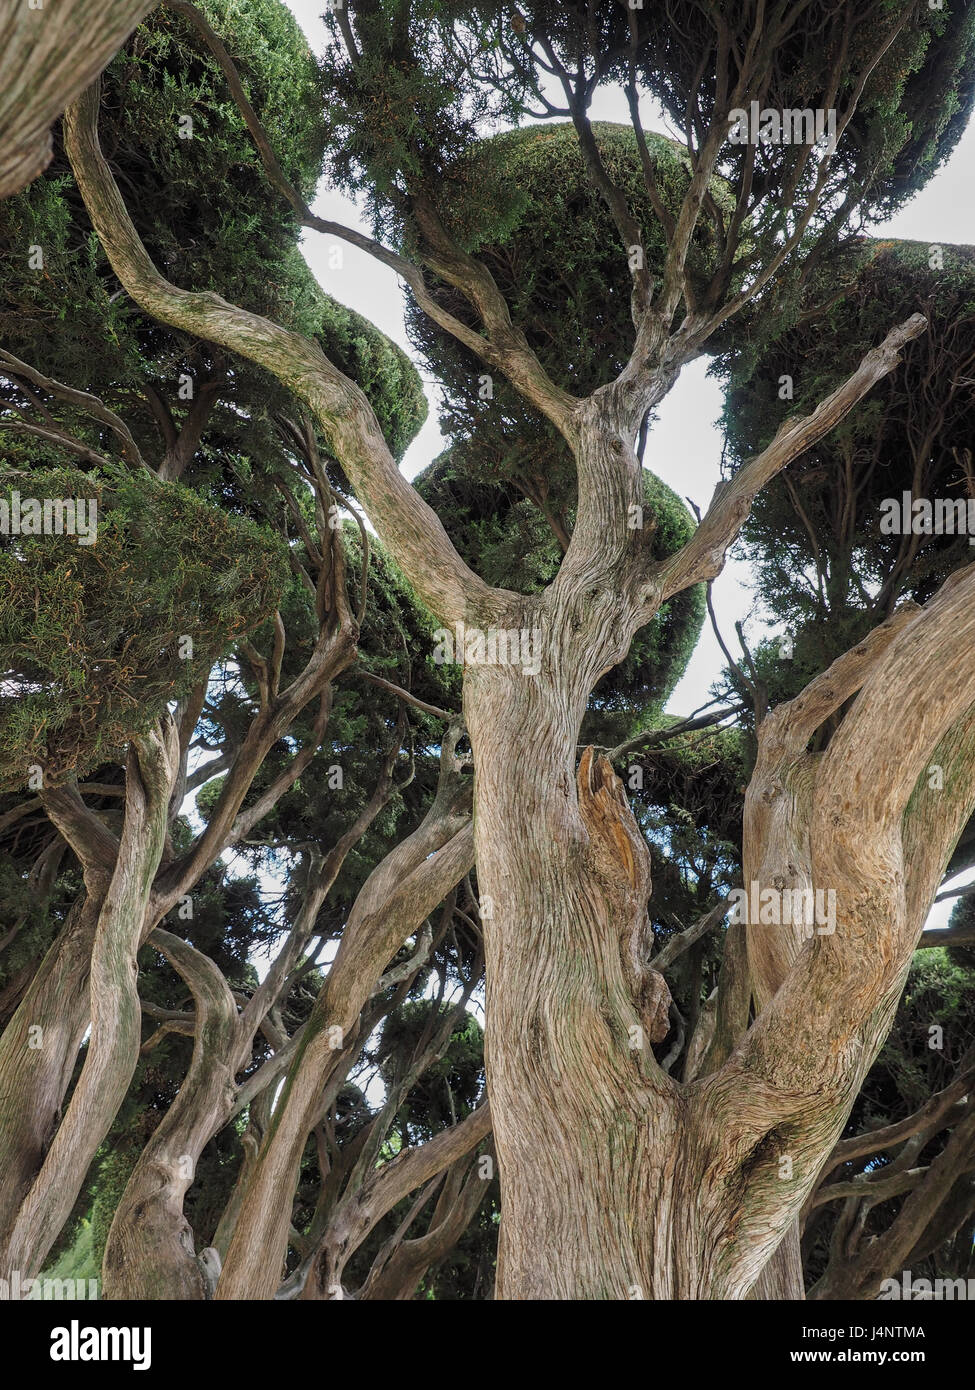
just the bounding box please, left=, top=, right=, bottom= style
left=283, top=2, right=975, bottom=921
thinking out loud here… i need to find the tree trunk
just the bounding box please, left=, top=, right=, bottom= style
left=101, top=930, right=239, bottom=1300
left=215, top=737, right=474, bottom=1299
left=0, top=720, right=178, bottom=1281
left=462, top=530, right=975, bottom=1299
left=58, top=81, right=963, bottom=1299
left=464, top=603, right=693, bottom=1298
left=0, top=0, right=155, bottom=198
left=0, top=892, right=101, bottom=1245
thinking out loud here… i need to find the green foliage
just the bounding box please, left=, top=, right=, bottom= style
left=0, top=0, right=320, bottom=355
left=0, top=464, right=287, bottom=787
left=945, top=891, right=975, bottom=974
left=858, top=947, right=975, bottom=1123
left=320, top=3, right=975, bottom=238
left=408, top=122, right=731, bottom=495
left=635, top=725, right=745, bottom=923
left=319, top=0, right=525, bottom=245
left=320, top=1, right=975, bottom=365
left=95, top=0, right=323, bottom=306
left=0, top=856, right=83, bottom=992
left=717, top=238, right=975, bottom=704
left=0, top=0, right=426, bottom=486
left=378, top=1000, right=485, bottom=1143
left=429, top=118, right=731, bottom=317
left=204, top=528, right=459, bottom=914
left=397, top=124, right=717, bottom=739
left=625, top=723, right=745, bottom=1036
left=41, top=1217, right=101, bottom=1292
left=632, top=0, right=975, bottom=219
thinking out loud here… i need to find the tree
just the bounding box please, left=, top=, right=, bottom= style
left=719, top=237, right=975, bottom=662
left=5, top=0, right=975, bottom=1300
left=802, top=943, right=975, bottom=1299
left=708, top=233, right=975, bottom=1295
left=0, top=0, right=473, bottom=1295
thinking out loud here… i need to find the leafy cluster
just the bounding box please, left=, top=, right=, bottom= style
left=0, top=0, right=426, bottom=495
left=408, top=124, right=715, bottom=738
left=408, top=122, right=731, bottom=494
left=378, top=1000, right=485, bottom=1143
left=719, top=238, right=975, bottom=678
left=0, top=464, right=287, bottom=787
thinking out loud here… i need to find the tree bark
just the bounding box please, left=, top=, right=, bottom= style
left=357, top=1154, right=493, bottom=1301
left=467, top=648, right=685, bottom=1298
left=101, top=929, right=238, bottom=1300
left=100, top=730, right=409, bottom=1298
left=0, top=893, right=101, bottom=1245
left=299, top=1104, right=492, bottom=1300
left=62, top=64, right=966, bottom=1300
left=0, top=718, right=178, bottom=1281
left=466, top=481, right=975, bottom=1299
left=0, top=0, right=155, bottom=198
left=215, top=731, right=474, bottom=1299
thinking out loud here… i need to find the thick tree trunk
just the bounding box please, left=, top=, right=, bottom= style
left=462, top=563, right=692, bottom=1296
left=463, top=531, right=975, bottom=1299
left=737, top=607, right=953, bottom=1301
left=748, top=1230, right=805, bottom=1301
left=59, top=78, right=959, bottom=1299
left=451, top=418, right=761, bottom=1298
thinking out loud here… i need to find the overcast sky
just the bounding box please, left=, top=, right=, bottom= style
left=282, top=3, right=975, bottom=919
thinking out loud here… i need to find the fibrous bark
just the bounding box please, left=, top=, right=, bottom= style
left=60, top=59, right=975, bottom=1303
left=0, top=0, right=155, bottom=198
left=0, top=717, right=179, bottom=1281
